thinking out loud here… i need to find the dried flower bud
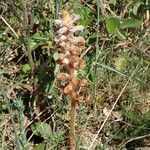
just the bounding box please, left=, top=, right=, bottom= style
left=71, top=78, right=79, bottom=87
left=70, top=25, right=84, bottom=33
left=80, top=79, right=87, bottom=86
left=71, top=91, right=83, bottom=101
left=62, top=57, right=70, bottom=65
left=79, top=58, right=85, bottom=68
left=58, top=27, right=68, bottom=34
left=57, top=73, right=71, bottom=80
left=55, top=35, right=67, bottom=43
left=64, top=83, right=73, bottom=94
left=71, top=47, right=83, bottom=55
left=59, top=41, right=66, bottom=47
left=54, top=20, right=63, bottom=28
left=69, top=36, right=85, bottom=45
left=65, top=43, right=82, bottom=54
left=59, top=54, right=66, bottom=60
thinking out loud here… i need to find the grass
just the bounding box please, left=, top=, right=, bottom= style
left=0, top=0, right=150, bottom=149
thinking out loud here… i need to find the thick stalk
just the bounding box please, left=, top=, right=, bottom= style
left=69, top=99, right=77, bottom=150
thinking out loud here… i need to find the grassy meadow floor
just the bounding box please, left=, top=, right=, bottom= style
left=0, top=0, right=150, bottom=149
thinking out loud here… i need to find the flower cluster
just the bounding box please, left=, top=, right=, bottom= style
left=54, top=11, right=87, bottom=101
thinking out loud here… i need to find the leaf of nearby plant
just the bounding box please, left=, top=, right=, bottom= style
left=21, top=64, right=31, bottom=74
left=53, top=52, right=59, bottom=61
left=33, top=143, right=45, bottom=150
left=79, top=19, right=89, bottom=26
left=31, top=122, right=52, bottom=139
left=32, top=32, right=49, bottom=41
left=98, top=63, right=149, bottom=87
left=133, top=2, right=143, bottom=15
left=30, top=32, right=49, bottom=51
left=106, top=17, right=120, bottom=34
left=108, top=0, right=116, bottom=5
left=115, top=28, right=126, bottom=39
left=30, top=39, right=41, bottom=51
left=121, top=18, right=141, bottom=29
left=115, top=56, right=128, bottom=71
left=75, top=6, right=92, bottom=26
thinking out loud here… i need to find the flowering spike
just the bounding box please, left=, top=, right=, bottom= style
left=54, top=11, right=87, bottom=150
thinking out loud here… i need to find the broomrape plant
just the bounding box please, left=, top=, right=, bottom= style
left=54, top=11, right=87, bottom=150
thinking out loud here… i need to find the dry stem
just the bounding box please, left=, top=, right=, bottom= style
left=69, top=100, right=77, bottom=150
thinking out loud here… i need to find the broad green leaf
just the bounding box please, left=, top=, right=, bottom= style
left=30, top=32, right=49, bottom=51
left=21, top=64, right=31, bottom=74
left=121, top=18, right=141, bottom=29
left=30, top=39, right=41, bottom=51
left=106, top=17, right=120, bottom=34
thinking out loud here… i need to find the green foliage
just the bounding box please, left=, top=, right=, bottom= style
left=31, top=122, right=52, bottom=138
left=13, top=98, right=29, bottom=150
left=120, top=18, right=141, bottom=29
left=21, top=64, right=31, bottom=74
left=105, top=16, right=141, bottom=39
left=0, top=0, right=149, bottom=149
left=113, top=106, right=150, bottom=143
left=31, top=122, right=65, bottom=145
left=74, top=6, right=92, bottom=26
left=106, top=17, right=125, bottom=39
left=106, top=17, right=120, bottom=34
left=133, top=1, right=144, bottom=15
left=34, top=143, right=45, bottom=150
left=114, top=56, right=129, bottom=71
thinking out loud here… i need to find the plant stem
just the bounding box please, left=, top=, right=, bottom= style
left=20, top=0, right=40, bottom=119
left=55, top=0, right=62, bottom=18
left=93, top=0, right=100, bottom=110
left=69, top=99, right=77, bottom=150
left=20, top=0, right=35, bottom=73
